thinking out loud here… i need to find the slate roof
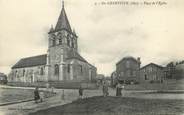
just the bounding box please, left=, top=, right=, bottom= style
left=66, top=52, right=96, bottom=69
left=66, top=52, right=87, bottom=63
left=12, top=52, right=96, bottom=69
left=54, top=4, right=72, bottom=33
left=12, top=54, right=47, bottom=69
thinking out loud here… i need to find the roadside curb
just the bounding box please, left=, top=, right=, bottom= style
left=0, top=99, right=34, bottom=106
left=28, top=100, right=72, bottom=115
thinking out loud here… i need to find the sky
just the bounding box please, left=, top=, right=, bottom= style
left=0, top=0, right=184, bottom=76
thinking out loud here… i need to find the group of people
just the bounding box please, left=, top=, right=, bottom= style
left=102, top=81, right=125, bottom=97
left=116, top=83, right=124, bottom=96
left=34, top=82, right=125, bottom=103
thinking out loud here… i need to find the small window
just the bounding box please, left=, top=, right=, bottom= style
left=153, top=75, right=157, bottom=80
left=149, top=67, right=153, bottom=72
left=126, top=61, right=130, bottom=68
left=23, top=69, right=25, bottom=76
left=71, top=39, right=74, bottom=48
left=145, top=75, right=148, bottom=80
left=79, top=65, right=83, bottom=74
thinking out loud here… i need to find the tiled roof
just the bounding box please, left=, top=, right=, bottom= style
left=12, top=54, right=47, bottom=69
left=140, top=63, right=163, bottom=70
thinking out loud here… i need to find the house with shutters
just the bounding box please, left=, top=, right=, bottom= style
left=139, top=63, right=164, bottom=83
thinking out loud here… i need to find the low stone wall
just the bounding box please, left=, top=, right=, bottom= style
left=121, top=81, right=184, bottom=90
left=7, top=81, right=98, bottom=89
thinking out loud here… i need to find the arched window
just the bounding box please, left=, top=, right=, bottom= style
left=54, top=64, right=59, bottom=75
left=71, top=39, right=74, bottom=48
left=67, top=34, right=70, bottom=46
left=57, top=33, right=63, bottom=45
left=40, top=67, right=44, bottom=75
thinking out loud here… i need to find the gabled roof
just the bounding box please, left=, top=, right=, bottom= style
left=66, top=51, right=96, bottom=69
left=66, top=51, right=87, bottom=63
left=12, top=54, right=47, bottom=69
left=116, top=56, right=139, bottom=65
left=55, top=2, right=72, bottom=33
left=140, top=63, right=163, bottom=70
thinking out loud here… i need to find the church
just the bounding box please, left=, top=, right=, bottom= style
left=8, top=2, right=97, bottom=84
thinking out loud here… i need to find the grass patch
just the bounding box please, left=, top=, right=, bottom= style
left=30, top=96, right=184, bottom=115
left=0, top=88, right=34, bottom=104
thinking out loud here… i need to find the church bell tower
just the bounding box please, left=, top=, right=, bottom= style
left=46, top=1, right=78, bottom=81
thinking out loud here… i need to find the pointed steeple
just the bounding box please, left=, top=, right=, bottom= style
left=49, top=25, right=54, bottom=33
left=55, top=1, right=72, bottom=32
left=73, top=28, right=76, bottom=35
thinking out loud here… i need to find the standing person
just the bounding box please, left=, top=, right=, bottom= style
left=115, top=83, right=118, bottom=96
left=34, top=87, right=40, bottom=103
left=105, top=82, right=109, bottom=96
left=121, top=84, right=125, bottom=97
left=102, top=81, right=106, bottom=97
left=79, top=86, right=83, bottom=99
left=102, top=80, right=109, bottom=97
left=116, top=83, right=122, bottom=96
left=39, top=91, right=44, bottom=102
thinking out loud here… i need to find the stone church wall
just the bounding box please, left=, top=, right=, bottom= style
left=8, top=65, right=47, bottom=83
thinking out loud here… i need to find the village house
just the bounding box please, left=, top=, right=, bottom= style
left=140, top=63, right=164, bottom=83
left=173, top=62, right=184, bottom=79
left=8, top=2, right=97, bottom=84
left=116, top=56, right=141, bottom=84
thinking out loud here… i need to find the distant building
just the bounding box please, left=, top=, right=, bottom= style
left=8, top=2, right=97, bottom=84
left=96, top=74, right=105, bottom=85
left=116, top=56, right=141, bottom=84
left=0, top=73, right=7, bottom=84
left=174, top=63, right=184, bottom=79
left=164, top=62, right=176, bottom=79
left=104, top=76, right=111, bottom=85
left=140, top=63, right=164, bottom=83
